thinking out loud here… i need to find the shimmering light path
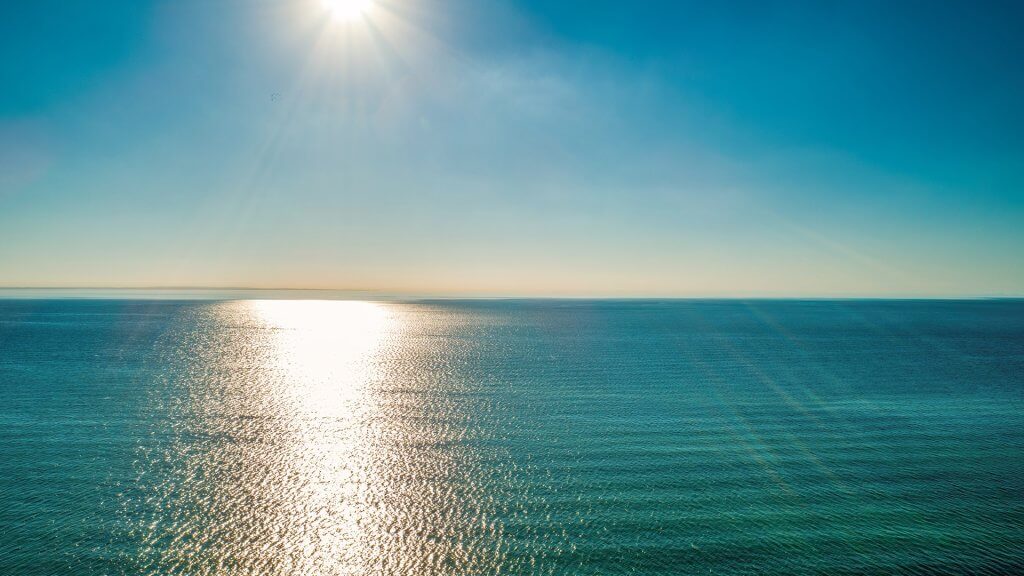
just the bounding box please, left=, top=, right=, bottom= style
left=1, top=299, right=1023, bottom=574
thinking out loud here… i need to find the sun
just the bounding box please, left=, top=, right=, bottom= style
left=322, top=0, right=373, bottom=22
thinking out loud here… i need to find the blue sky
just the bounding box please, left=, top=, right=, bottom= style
left=1, top=0, right=1021, bottom=296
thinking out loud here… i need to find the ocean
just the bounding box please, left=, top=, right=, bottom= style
left=1, top=299, right=1022, bottom=575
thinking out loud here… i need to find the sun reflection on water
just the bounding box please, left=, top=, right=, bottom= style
left=254, top=300, right=393, bottom=573
left=252, top=299, right=392, bottom=412
left=143, top=300, right=405, bottom=574
left=131, top=299, right=506, bottom=575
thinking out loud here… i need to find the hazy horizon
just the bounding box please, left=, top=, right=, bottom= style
left=2, top=282, right=1024, bottom=297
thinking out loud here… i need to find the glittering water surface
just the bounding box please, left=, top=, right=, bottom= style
left=1, top=299, right=1023, bottom=575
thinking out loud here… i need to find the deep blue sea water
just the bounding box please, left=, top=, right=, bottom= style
left=1, top=299, right=1022, bottom=575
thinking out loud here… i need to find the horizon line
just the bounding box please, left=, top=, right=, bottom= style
left=0, top=287, right=1021, bottom=301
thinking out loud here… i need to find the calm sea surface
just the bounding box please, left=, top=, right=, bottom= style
left=1, top=299, right=1022, bottom=575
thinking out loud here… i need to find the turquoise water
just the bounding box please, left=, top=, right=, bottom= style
left=1, top=299, right=1022, bottom=575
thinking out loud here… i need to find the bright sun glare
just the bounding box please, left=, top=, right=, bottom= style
left=322, top=0, right=373, bottom=22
